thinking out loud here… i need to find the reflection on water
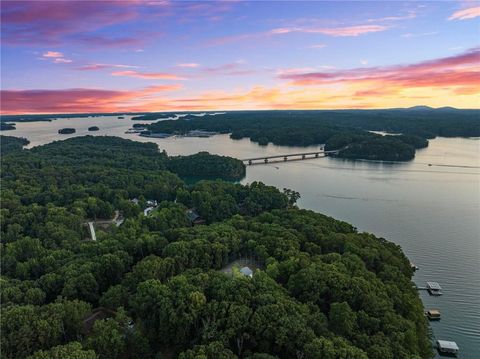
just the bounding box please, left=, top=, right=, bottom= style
left=7, top=116, right=480, bottom=358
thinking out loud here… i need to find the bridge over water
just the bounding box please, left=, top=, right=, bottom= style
left=241, top=148, right=342, bottom=165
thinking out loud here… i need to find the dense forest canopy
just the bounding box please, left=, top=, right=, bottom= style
left=168, top=152, right=246, bottom=180
left=144, top=108, right=479, bottom=161
left=1, top=135, right=30, bottom=155
left=1, top=135, right=432, bottom=358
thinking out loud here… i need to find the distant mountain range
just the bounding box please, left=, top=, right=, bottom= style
left=400, top=106, right=460, bottom=111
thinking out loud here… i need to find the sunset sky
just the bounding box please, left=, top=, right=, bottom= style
left=1, top=0, right=479, bottom=114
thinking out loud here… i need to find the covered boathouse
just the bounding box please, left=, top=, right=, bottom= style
left=436, top=340, right=459, bottom=356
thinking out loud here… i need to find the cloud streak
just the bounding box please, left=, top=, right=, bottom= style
left=77, top=63, right=139, bottom=71
left=208, top=24, right=388, bottom=46
left=176, top=63, right=200, bottom=68
left=111, top=70, right=185, bottom=80
left=42, top=51, right=63, bottom=58
left=449, top=6, right=480, bottom=20
left=41, top=50, right=72, bottom=64
left=0, top=84, right=182, bottom=114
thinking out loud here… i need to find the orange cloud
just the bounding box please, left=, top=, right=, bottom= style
left=42, top=51, right=63, bottom=58
left=279, top=48, right=480, bottom=96
left=449, top=6, right=480, bottom=20
left=111, top=70, right=185, bottom=80
left=41, top=50, right=72, bottom=64
left=176, top=63, right=200, bottom=68
left=0, top=84, right=181, bottom=114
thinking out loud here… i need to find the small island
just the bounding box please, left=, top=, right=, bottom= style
left=58, top=128, right=76, bottom=134
left=88, top=126, right=99, bottom=131
left=168, top=151, right=246, bottom=180
left=0, top=122, right=16, bottom=131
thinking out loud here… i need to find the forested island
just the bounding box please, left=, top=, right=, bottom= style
left=144, top=108, right=479, bottom=161
left=132, top=113, right=175, bottom=121
left=0, top=122, right=16, bottom=131
left=168, top=151, right=246, bottom=180
left=1, top=135, right=432, bottom=358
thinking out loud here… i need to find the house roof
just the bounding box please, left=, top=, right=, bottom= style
left=437, top=340, right=459, bottom=350
left=427, top=282, right=442, bottom=290
left=240, top=266, right=253, bottom=276
left=186, top=209, right=201, bottom=222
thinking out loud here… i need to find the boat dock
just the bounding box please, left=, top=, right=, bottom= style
left=437, top=340, right=459, bottom=356
left=425, top=309, right=441, bottom=320
left=426, top=281, right=442, bottom=296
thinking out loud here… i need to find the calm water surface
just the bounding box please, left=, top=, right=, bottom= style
left=9, top=116, right=480, bottom=358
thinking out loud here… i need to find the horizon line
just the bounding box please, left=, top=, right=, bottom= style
left=2, top=106, right=479, bottom=117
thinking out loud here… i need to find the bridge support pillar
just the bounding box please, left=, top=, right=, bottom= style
left=302, top=155, right=306, bottom=159
left=248, top=160, right=252, bottom=165
left=284, top=156, right=287, bottom=161
left=315, top=153, right=319, bottom=158
left=264, top=159, right=268, bottom=163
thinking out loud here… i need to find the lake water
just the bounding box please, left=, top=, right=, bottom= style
left=6, top=115, right=480, bottom=358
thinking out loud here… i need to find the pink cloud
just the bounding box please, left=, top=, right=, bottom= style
left=77, top=63, right=139, bottom=71
left=279, top=48, right=480, bottom=93
left=41, top=50, right=72, bottom=64
left=43, top=51, right=63, bottom=58
left=1, top=1, right=140, bottom=45
left=176, top=63, right=200, bottom=68
left=449, top=6, right=480, bottom=20
left=0, top=84, right=181, bottom=114
left=300, top=25, right=388, bottom=37
left=111, top=70, right=185, bottom=80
